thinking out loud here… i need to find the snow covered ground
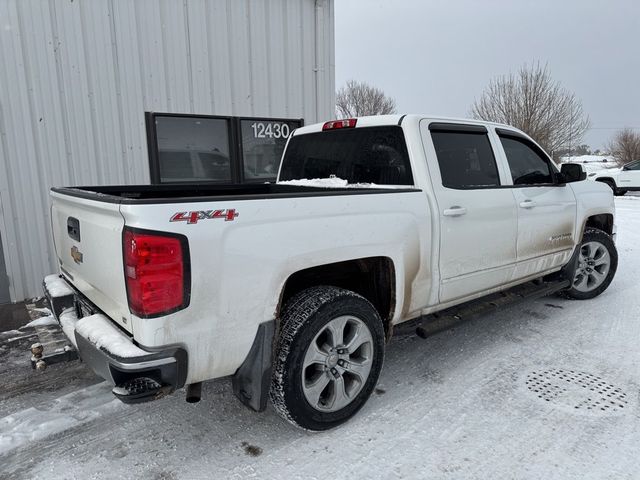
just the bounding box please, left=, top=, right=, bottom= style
left=1, top=197, right=640, bottom=480
left=560, top=155, right=620, bottom=174
left=560, top=155, right=615, bottom=164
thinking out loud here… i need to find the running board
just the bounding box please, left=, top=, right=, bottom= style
left=394, top=279, right=571, bottom=339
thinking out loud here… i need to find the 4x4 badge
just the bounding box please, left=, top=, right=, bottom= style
left=71, top=246, right=84, bottom=264
left=170, top=209, right=238, bottom=224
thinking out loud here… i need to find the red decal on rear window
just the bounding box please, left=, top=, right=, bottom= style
left=170, top=209, right=238, bottom=224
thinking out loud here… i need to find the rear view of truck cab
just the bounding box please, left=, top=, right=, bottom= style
left=45, top=193, right=189, bottom=403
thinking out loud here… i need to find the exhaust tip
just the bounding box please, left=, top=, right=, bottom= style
left=185, top=382, right=202, bottom=403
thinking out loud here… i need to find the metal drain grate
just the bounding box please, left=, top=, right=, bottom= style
left=525, top=369, right=627, bottom=413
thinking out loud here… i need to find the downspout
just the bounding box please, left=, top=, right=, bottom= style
left=0, top=99, right=21, bottom=303
left=0, top=192, right=15, bottom=302
left=314, top=0, right=325, bottom=122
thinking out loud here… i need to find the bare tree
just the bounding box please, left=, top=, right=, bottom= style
left=336, top=80, right=397, bottom=118
left=606, top=128, right=640, bottom=166
left=470, top=63, right=590, bottom=161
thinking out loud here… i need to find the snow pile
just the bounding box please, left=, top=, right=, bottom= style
left=44, top=274, right=73, bottom=298
left=585, top=164, right=620, bottom=174
left=278, top=177, right=399, bottom=189
left=24, top=316, right=58, bottom=328
left=30, top=307, right=52, bottom=316
left=0, top=329, right=26, bottom=342
left=75, top=314, right=147, bottom=358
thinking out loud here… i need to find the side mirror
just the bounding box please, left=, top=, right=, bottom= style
left=560, top=163, right=587, bottom=183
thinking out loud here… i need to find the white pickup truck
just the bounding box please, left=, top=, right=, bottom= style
left=42, top=115, right=618, bottom=431
left=588, top=159, right=640, bottom=196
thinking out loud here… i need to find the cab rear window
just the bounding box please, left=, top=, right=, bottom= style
left=279, top=126, right=414, bottom=185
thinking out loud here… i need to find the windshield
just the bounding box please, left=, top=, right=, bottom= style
left=278, top=126, right=414, bottom=185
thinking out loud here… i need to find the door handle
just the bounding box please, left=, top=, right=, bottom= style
left=443, top=206, right=467, bottom=217
left=519, top=200, right=536, bottom=209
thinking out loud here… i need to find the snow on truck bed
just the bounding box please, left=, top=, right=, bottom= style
left=277, top=177, right=402, bottom=189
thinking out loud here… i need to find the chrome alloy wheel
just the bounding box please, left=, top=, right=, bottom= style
left=573, top=241, right=611, bottom=292
left=301, top=315, right=374, bottom=412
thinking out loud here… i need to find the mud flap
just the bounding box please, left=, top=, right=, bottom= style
left=547, top=243, right=581, bottom=284
left=232, top=320, right=275, bottom=412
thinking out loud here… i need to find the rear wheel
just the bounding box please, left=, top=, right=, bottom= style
left=270, top=286, right=385, bottom=431
left=561, top=228, right=617, bottom=299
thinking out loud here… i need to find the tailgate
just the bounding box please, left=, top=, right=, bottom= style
left=50, top=191, right=132, bottom=333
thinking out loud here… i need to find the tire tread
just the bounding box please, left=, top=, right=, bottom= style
left=270, top=286, right=381, bottom=430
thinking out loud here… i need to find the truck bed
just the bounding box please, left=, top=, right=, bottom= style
left=52, top=183, right=419, bottom=204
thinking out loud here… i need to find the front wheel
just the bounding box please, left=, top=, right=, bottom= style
left=270, top=286, right=385, bottom=431
left=561, top=228, right=618, bottom=300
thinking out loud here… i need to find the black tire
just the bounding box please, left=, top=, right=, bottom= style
left=270, top=286, right=385, bottom=431
left=560, top=228, right=618, bottom=300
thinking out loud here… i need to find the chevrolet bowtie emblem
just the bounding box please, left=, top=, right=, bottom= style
left=71, top=246, right=84, bottom=264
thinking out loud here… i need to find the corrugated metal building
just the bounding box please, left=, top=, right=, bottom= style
left=0, top=0, right=335, bottom=304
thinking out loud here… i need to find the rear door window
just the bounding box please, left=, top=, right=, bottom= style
left=499, top=135, right=555, bottom=185
left=279, top=126, right=413, bottom=185
left=430, top=130, right=500, bottom=188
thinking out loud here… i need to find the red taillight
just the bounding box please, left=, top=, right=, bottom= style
left=123, top=229, right=189, bottom=317
left=322, top=118, right=357, bottom=131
